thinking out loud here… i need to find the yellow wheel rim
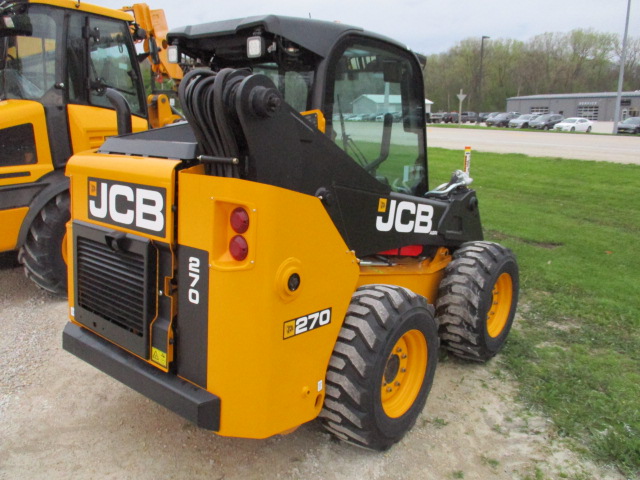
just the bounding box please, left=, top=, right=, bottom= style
left=486, top=272, right=513, bottom=338
left=61, top=231, right=69, bottom=266
left=381, top=329, right=428, bottom=418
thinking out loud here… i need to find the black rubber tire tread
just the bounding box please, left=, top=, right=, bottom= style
left=18, top=191, right=70, bottom=296
left=320, top=285, right=439, bottom=451
left=436, top=241, right=519, bottom=362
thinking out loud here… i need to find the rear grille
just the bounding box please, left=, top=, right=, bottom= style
left=77, top=237, right=147, bottom=335
left=73, top=221, right=157, bottom=358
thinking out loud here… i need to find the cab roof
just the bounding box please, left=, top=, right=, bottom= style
left=8, top=0, right=134, bottom=22
left=167, top=14, right=407, bottom=59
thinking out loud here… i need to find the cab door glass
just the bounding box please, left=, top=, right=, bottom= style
left=88, top=18, right=144, bottom=116
left=0, top=8, right=57, bottom=99
left=330, top=43, right=426, bottom=195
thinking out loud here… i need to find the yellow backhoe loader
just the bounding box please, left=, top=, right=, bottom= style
left=0, top=0, right=182, bottom=294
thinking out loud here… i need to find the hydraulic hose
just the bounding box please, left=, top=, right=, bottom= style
left=178, top=68, right=250, bottom=177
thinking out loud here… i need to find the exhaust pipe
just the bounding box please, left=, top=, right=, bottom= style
left=105, top=88, right=133, bottom=136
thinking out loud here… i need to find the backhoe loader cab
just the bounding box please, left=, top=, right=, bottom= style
left=0, top=0, right=180, bottom=295
left=63, top=15, right=519, bottom=451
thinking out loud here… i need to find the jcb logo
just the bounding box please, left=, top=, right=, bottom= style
left=376, top=199, right=436, bottom=234
left=88, top=178, right=166, bottom=236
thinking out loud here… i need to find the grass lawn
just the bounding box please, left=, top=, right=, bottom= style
left=427, top=147, right=640, bottom=477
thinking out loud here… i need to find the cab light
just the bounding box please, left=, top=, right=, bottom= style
left=230, top=207, right=250, bottom=233
left=229, top=235, right=248, bottom=261
left=247, top=36, right=265, bottom=59
left=167, top=45, right=179, bottom=64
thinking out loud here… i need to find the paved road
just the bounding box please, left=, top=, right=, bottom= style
left=426, top=123, right=639, bottom=164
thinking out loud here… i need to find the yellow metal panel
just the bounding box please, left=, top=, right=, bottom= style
left=67, top=105, right=148, bottom=153
left=66, top=151, right=180, bottom=244
left=357, top=247, right=451, bottom=304
left=0, top=100, right=54, bottom=187
left=178, top=168, right=360, bottom=438
left=0, top=207, right=29, bottom=251
left=28, top=0, right=134, bottom=21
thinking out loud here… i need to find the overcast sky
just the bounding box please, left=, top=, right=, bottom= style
left=98, top=0, right=638, bottom=55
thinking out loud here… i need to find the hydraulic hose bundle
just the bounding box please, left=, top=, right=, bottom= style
left=178, top=68, right=250, bottom=177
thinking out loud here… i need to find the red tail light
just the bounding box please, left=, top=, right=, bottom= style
left=230, top=207, right=250, bottom=234
left=229, top=235, right=249, bottom=261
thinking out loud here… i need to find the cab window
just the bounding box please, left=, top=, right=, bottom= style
left=87, top=17, right=144, bottom=116
left=329, top=42, right=426, bottom=195
left=252, top=63, right=313, bottom=113
left=0, top=7, right=57, bottom=100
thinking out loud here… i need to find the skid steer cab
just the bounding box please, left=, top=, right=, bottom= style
left=62, top=15, right=519, bottom=450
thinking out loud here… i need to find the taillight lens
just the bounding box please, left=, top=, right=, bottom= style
left=229, top=235, right=249, bottom=261
left=230, top=207, right=250, bottom=234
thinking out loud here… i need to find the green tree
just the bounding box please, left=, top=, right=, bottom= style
left=423, top=29, right=639, bottom=112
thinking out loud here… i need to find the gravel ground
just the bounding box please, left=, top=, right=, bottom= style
left=0, top=251, right=626, bottom=480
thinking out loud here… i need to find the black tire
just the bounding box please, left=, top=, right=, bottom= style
left=570, top=127, right=575, bottom=132
left=18, top=191, right=70, bottom=296
left=436, top=241, right=519, bottom=362
left=543, top=125, right=550, bottom=131
left=586, top=126, right=592, bottom=133
left=320, top=285, right=438, bottom=450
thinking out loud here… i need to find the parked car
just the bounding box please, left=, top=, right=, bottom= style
left=443, top=112, right=459, bottom=123
left=617, top=116, right=640, bottom=134
left=429, top=112, right=445, bottom=123
left=486, top=112, right=520, bottom=127
left=553, top=117, right=593, bottom=133
left=461, top=111, right=477, bottom=123
left=508, top=114, right=539, bottom=129
left=375, top=112, right=397, bottom=121
left=478, top=112, right=499, bottom=123
left=530, top=113, right=564, bottom=130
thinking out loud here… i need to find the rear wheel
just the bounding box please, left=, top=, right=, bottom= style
left=320, top=285, right=438, bottom=450
left=18, top=191, right=70, bottom=296
left=436, top=241, right=519, bottom=362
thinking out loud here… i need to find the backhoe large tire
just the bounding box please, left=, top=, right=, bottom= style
left=18, top=191, right=70, bottom=296
left=320, top=285, right=438, bottom=451
left=436, top=241, right=518, bottom=362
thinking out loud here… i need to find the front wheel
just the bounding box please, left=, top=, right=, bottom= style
left=436, top=241, right=519, bottom=362
left=320, top=285, right=438, bottom=450
left=18, top=191, right=70, bottom=296
left=586, top=126, right=592, bottom=133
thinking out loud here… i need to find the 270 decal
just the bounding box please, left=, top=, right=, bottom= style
left=283, top=308, right=332, bottom=339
